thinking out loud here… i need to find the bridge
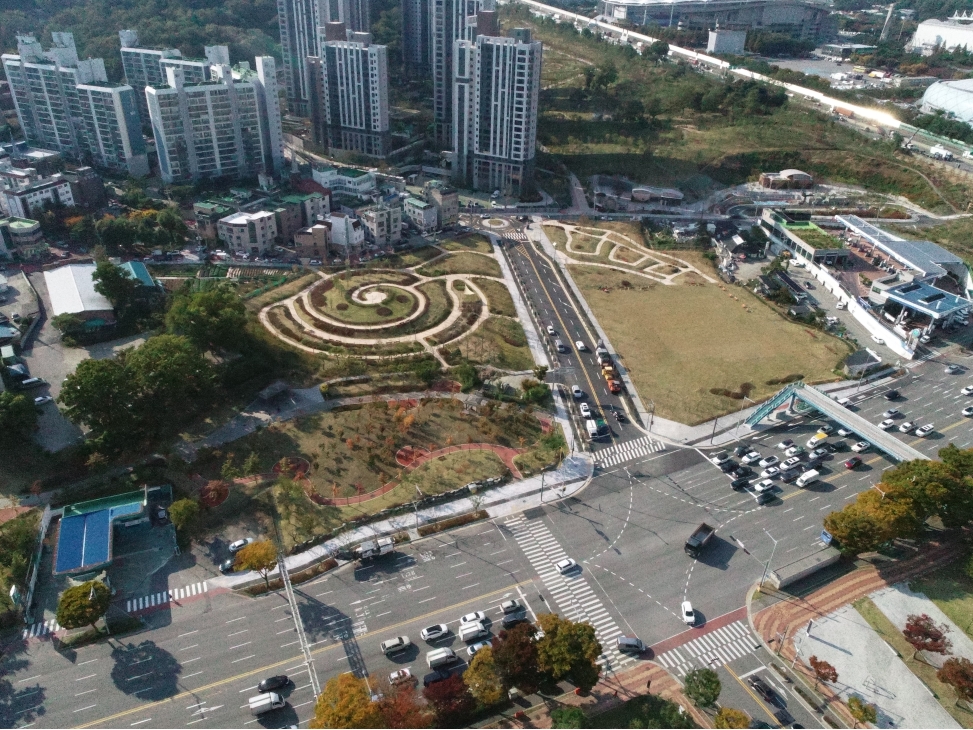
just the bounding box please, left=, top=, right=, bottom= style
left=746, top=382, right=927, bottom=463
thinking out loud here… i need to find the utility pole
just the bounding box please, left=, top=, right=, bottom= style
left=759, top=529, right=780, bottom=588
left=276, top=539, right=321, bottom=697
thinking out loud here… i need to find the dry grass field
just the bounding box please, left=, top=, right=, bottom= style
left=570, top=266, right=849, bottom=424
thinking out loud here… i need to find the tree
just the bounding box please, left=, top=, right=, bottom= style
left=683, top=668, right=721, bottom=707
left=234, top=540, right=278, bottom=589
left=593, top=61, right=618, bottom=89
left=56, top=580, right=111, bottom=632
left=59, top=357, right=140, bottom=443
left=536, top=613, right=602, bottom=691
left=51, top=312, right=85, bottom=334
left=551, top=706, right=588, bottom=728
left=414, top=359, right=441, bottom=387
left=96, top=216, right=137, bottom=253
left=242, top=452, right=261, bottom=477
left=903, top=613, right=952, bottom=659
left=310, top=673, right=382, bottom=729
left=92, top=261, right=138, bottom=312
left=423, top=674, right=475, bottom=728
left=167, top=498, right=199, bottom=533
left=221, top=453, right=240, bottom=481
left=714, top=707, right=750, bottom=729
left=938, top=657, right=973, bottom=703
left=463, top=646, right=505, bottom=706
left=809, top=655, right=838, bottom=689
left=847, top=696, right=877, bottom=728
left=0, top=391, right=38, bottom=441
left=582, top=66, right=597, bottom=90
left=492, top=622, right=541, bottom=694
left=647, top=39, right=670, bottom=63
left=69, top=215, right=99, bottom=248
left=165, top=286, right=248, bottom=352
left=377, top=682, right=433, bottom=728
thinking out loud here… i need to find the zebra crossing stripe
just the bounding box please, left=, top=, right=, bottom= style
left=654, top=621, right=759, bottom=675
left=595, top=437, right=666, bottom=468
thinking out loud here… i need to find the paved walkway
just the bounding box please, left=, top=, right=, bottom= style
left=871, top=582, right=973, bottom=664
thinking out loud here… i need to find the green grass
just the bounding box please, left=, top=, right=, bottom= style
left=471, top=277, right=517, bottom=317
left=544, top=226, right=569, bottom=246
left=440, top=233, right=493, bottom=253
left=364, top=245, right=442, bottom=268
left=309, top=276, right=417, bottom=325
left=451, top=317, right=535, bottom=371
left=410, top=280, right=453, bottom=333
left=910, top=560, right=973, bottom=642
left=246, top=273, right=320, bottom=310
left=417, top=252, right=503, bottom=278
left=400, top=450, right=509, bottom=493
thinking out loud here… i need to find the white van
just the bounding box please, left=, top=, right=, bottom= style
left=458, top=621, right=488, bottom=642
left=806, top=433, right=828, bottom=449
left=796, top=469, right=820, bottom=487
left=585, top=419, right=598, bottom=439
left=426, top=647, right=458, bottom=669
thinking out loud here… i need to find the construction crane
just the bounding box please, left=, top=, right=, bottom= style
left=879, top=3, right=895, bottom=42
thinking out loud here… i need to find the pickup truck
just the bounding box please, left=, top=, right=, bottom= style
left=607, top=379, right=622, bottom=394
left=355, top=537, right=394, bottom=560
left=685, top=523, right=716, bottom=558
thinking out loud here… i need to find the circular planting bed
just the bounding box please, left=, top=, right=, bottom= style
left=307, top=278, right=420, bottom=326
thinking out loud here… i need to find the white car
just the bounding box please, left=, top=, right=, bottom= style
left=776, top=439, right=794, bottom=450
left=572, top=385, right=583, bottom=399
left=785, top=446, right=805, bottom=458
left=575, top=340, right=587, bottom=351
left=681, top=601, right=696, bottom=626
left=781, top=456, right=802, bottom=469
left=964, top=406, right=973, bottom=417
left=579, top=403, right=591, bottom=418
left=741, top=451, right=762, bottom=464
left=228, top=538, right=253, bottom=554
left=852, top=441, right=871, bottom=453
left=837, top=427, right=854, bottom=437
left=752, top=479, right=775, bottom=494
left=879, top=419, right=896, bottom=430
left=460, top=611, right=487, bottom=625
left=389, top=668, right=414, bottom=686
left=882, top=408, right=900, bottom=419
left=380, top=636, right=412, bottom=655
left=33, top=395, right=53, bottom=405
left=815, top=425, right=833, bottom=434
left=945, top=364, right=961, bottom=374
left=758, top=455, right=779, bottom=468
left=547, top=325, right=556, bottom=335
left=711, top=452, right=731, bottom=465
left=871, top=335, right=885, bottom=345
left=420, top=624, right=449, bottom=641
left=915, top=424, right=935, bottom=437
left=556, top=558, right=578, bottom=574
left=898, top=421, right=916, bottom=433
left=962, top=385, right=973, bottom=396
left=760, top=466, right=780, bottom=478
left=467, top=640, right=491, bottom=657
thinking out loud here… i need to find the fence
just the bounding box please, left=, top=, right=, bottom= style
left=23, top=504, right=55, bottom=625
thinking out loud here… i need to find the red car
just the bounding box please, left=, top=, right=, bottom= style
left=844, top=457, right=862, bottom=469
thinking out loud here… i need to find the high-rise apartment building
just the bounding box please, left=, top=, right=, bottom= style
left=146, top=58, right=284, bottom=183
left=2, top=33, right=149, bottom=177
left=402, top=0, right=431, bottom=75
left=277, top=0, right=370, bottom=115
left=309, top=22, right=389, bottom=158
left=453, top=23, right=541, bottom=197
left=431, top=0, right=487, bottom=144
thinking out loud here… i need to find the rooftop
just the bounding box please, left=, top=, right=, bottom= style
left=406, top=197, right=433, bottom=209
left=838, top=215, right=965, bottom=280
left=783, top=221, right=845, bottom=250
left=885, top=280, right=971, bottom=317
left=44, top=264, right=113, bottom=316
left=7, top=217, right=40, bottom=231
left=119, top=261, right=155, bottom=287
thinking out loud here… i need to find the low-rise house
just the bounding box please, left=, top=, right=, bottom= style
left=404, top=197, right=437, bottom=233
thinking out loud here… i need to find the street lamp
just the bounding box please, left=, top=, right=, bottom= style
left=759, top=529, right=780, bottom=588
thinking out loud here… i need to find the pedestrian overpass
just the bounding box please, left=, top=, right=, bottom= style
left=745, top=382, right=927, bottom=463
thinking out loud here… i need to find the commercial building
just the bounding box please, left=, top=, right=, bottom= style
left=404, top=196, right=438, bottom=232
left=146, top=57, right=284, bottom=184
left=908, top=15, right=973, bottom=55
left=44, top=263, right=115, bottom=324
left=597, top=0, right=836, bottom=40
left=217, top=210, right=278, bottom=254
left=920, top=78, right=973, bottom=124
left=2, top=33, right=149, bottom=177
left=0, top=173, right=74, bottom=218
left=760, top=209, right=849, bottom=267
left=432, top=0, right=488, bottom=143
left=309, top=23, right=390, bottom=158
left=758, top=169, right=814, bottom=190
left=360, top=201, right=403, bottom=245
left=706, top=29, right=746, bottom=55
left=453, top=22, right=542, bottom=197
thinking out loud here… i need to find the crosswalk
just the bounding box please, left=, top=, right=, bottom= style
left=22, top=618, right=61, bottom=640
left=505, top=516, right=633, bottom=673
left=125, top=581, right=210, bottom=613
left=595, top=436, right=666, bottom=468
left=503, top=231, right=528, bottom=242
left=654, top=620, right=761, bottom=676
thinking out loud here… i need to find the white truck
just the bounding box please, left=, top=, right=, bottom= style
left=355, top=537, right=394, bottom=560
left=249, top=693, right=285, bottom=716
left=796, top=469, right=820, bottom=488
left=929, top=144, right=954, bottom=161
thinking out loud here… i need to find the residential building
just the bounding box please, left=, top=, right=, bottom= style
left=146, top=58, right=284, bottom=184
left=44, top=263, right=115, bottom=324
left=0, top=142, right=61, bottom=175
left=402, top=0, right=431, bottom=75
left=310, top=23, right=390, bottom=158
left=257, top=191, right=329, bottom=243
left=193, top=201, right=233, bottom=239
left=311, top=164, right=377, bottom=197
left=294, top=222, right=331, bottom=259
left=423, top=179, right=459, bottom=226
left=0, top=216, right=43, bottom=260
left=360, top=201, right=402, bottom=245
left=432, top=0, right=487, bottom=144
left=217, top=210, right=279, bottom=254
left=2, top=33, right=149, bottom=177
left=404, top=196, right=437, bottom=232
left=326, top=211, right=364, bottom=255
left=453, top=23, right=542, bottom=197
left=1, top=173, right=74, bottom=218
left=61, top=166, right=106, bottom=209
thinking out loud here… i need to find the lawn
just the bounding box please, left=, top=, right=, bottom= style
left=544, top=226, right=568, bottom=246
left=472, top=277, right=518, bottom=317
left=910, top=560, right=973, bottom=641
left=450, top=316, right=535, bottom=371
left=400, top=450, right=509, bottom=494
left=307, top=274, right=418, bottom=325
left=364, top=245, right=442, bottom=269
left=440, top=233, right=493, bottom=253
left=246, top=273, right=320, bottom=310
left=417, top=251, right=503, bottom=278
left=569, top=265, right=848, bottom=424
left=854, top=596, right=973, bottom=728
left=409, top=280, right=453, bottom=332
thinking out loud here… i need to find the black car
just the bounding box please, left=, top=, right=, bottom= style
left=732, top=466, right=753, bottom=479
left=884, top=389, right=900, bottom=400
left=754, top=491, right=774, bottom=505
left=780, top=468, right=800, bottom=483
left=730, top=476, right=750, bottom=490
left=423, top=669, right=454, bottom=687
left=747, top=675, right=776, bottom=702
left=502, top=613, right=529, bottom=629
left=831, top=440, right=849, bottom=452
left=258, top=675, right=289, bottom=692
left=220, top=558, right=236, bottom=574
left=719, top=460, right=738, bottom=473
left=733, top=445, right=749, bottom=457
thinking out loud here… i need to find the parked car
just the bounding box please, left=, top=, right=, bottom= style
left=460, top=612, right=487, bottom=625
left=500, top=599, right=522, bottom=614
left=879, top=419, right=896, bottom=430
left=945, top=364, right=961, bottom=374
left=785, top=446, right=805, bottom=458
left=815, top=425, right=833, bottom=434
left=884, top=390, right=900, bottom=400
left=571, top=385, right=583, bottom=399
left=809, top=447, right=829, bottom=459
left=760, top=466, right=780, bottom=479
left=730, top=476, right=750, bottom=490
left=758, top=455, right=779, bottom=468
left=710, top=452, right=731, bottom=465
left=734, top=445, right=749, bottom=457
left=961, top=385, right=973, bottom=396
left=741, top=451, right=762, bottom=465
left=837, top=427, right=854, bottom=437
left=579, top=403, right=591, bottom=418
left=781, top=456, right=802, bottom=469
left=389, top=669, right=415, bottom=686
left=752, top=479, right=775, bottom=494
left=33, top=395, right=53, bottom=405
left=219, top=558, right=236, bottom=574
left=467, top=641, right=491, bottom=657
left=681, top=601, right=696, bottom=626
left=228, top=538, right=253, bottom=554
left=732, top=466, right=753, bottom=479
left=775, top=439, right=794, bottom=450
left=963, top=406, right=973, bottom=417
left=719, top=460, right=737, bottom=473
left=882, top=408, right=900, bottom=419
left=898, top=421, right=916, bottom=433
left=380, top=636, right=412, bottom=655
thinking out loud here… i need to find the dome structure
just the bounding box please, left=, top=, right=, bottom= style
left=920, top=78, right=973, bottom=123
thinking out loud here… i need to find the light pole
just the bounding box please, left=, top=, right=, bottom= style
left=759, top=529, right=780, bottom=588
left=791, top=620, right=813, bottom=668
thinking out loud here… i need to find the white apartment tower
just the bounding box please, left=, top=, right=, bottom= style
left=146, top=58, right=284, bottom=184
left=453, top=23, right=541, bottom=197
left=2, top=33, right=149, bottom=177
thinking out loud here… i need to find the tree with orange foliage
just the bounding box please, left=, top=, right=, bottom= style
left=377, top=682, right=432, bottom=728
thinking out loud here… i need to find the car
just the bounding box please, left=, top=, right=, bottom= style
left=571, top=385, right=583, bottom=399
left=844, top=457, right=862, bottom=469
left=308, top=259, right=322, bottom=266
left=784, top=446, right=805, bottom=458
left=964, top=406, right=973, bottom=417
left=898, top=421, right=916, bottom=433
left=884, top=389, right=900, bottom=400
left=460, top=611, right=487, bottom=625
left=962, top=385, right=973, bottom=396
left=831, top=440, right=849, bottom=452
left=776, top=439, right=794, bottom=450
left=809, top=447, right=829, bottom=459
left=257, top=675, right=290, bottom=693
left=33, top=395, right=53, bottom=405
left=420, top=624, right=449, bottom=641
left=741, top=451, right=762, bottom=464
left=380, top=636, right=412, bottom=655
left=730, top=476, right=750, bottom=490
left=871, top=335, right=885, bottom=345
left=153, top=506, right=168, bottom=522
left=945, top=364, right=961, bottom=374
left=852, top=441, right=871, bottom=452
left=837, top=427, right=854, bottom=437
left=734, top=445, right=749, bottom=457
left=882, top=408, right=900, bottom=418
left=579, top=403, right=591, bottom=418
left=815, top=425, right=833, bottom=434
left=422, top=669, right=453, bottom=687
left=758, top=455, right=779, bottom=468
left=500, top=599, right=522, bottom=614
left=219, top=558, right=236, bottom=574
left=915, top=424, right=935, bottom=437
left=752, top=479, right=775, bottom=494
left=546, top=325, right=556, bottom=335
left=747, top=675, right=776, bottom=702
left=467, top=640, right=491, bottom=657
left=556, top=558, right=578, bottom=574
left=575, top=340, right=587, bottom=351
left=760, top=466, right=780, bottom=478
left=781, top=456, right=802, bottom=469
left=732, top=466, right=753, bottom=479
left=228, top=538, right=253, bottom=553
left=711, top=452, right=731, bottom=465
left=389, top=668, right=415, bottom=686
left=780, top=468, right=800, bottom=483
left=719, top=460, right=737, bottom=473
left=879, top=419, right=896, bottom=430
left=681, top=601, right=696, bottom=625
left=803, top=281, right=813, bottom=289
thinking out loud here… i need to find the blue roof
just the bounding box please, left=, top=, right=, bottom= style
left=55, top=497, right=145, bottom=574
left=886, top=280, right=971, bottom=318
left=119, top=261, right=155, bottom=287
